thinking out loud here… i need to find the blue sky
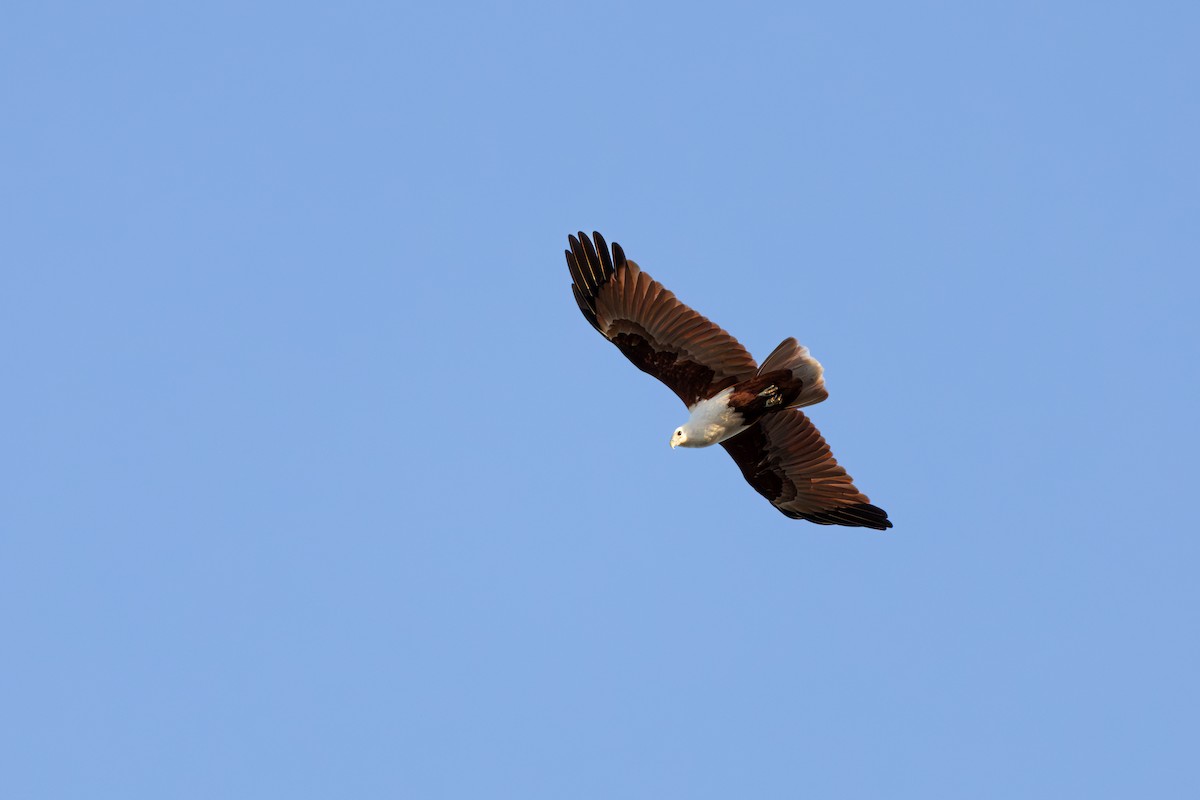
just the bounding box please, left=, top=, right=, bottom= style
left=3, top=2, right=1197, bottom=797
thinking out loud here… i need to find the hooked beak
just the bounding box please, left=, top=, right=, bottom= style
left=670, top=436, right=678, bottom=449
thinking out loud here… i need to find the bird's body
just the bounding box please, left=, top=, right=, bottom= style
left=674, top=359, right=816, bottom=447
left=565, top=231, right=892, bottom=530
left=675, top=387, right=749, bottom=448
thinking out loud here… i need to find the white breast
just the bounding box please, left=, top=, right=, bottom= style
left=684, top=388, right=749, bottom=446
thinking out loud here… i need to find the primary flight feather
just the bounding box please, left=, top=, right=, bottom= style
left=566, top=231, right=892, bottom=530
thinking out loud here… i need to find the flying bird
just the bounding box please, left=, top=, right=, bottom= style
left=566, top=231, right=892, bottom=530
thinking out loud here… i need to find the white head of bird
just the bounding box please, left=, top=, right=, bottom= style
left=670, top=426, right=688, bottom=448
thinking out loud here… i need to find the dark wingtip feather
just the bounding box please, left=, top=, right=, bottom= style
left=592, top=232, right=613, bottom=274
left=579, top=232, right=604, bottom=283
left=612, top=241, right=627, bottom=267
left=565, top=248, right=590, bottom=296
left=571, top=283, right=597, bottom=327
left=570, top=233, right=599, bottom=292
left=800, top=503, right=893, bottom=530
left=566, top=230, right=623, bottom=333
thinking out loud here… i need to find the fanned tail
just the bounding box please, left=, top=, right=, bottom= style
left=757, top=338, right=828, bottom=408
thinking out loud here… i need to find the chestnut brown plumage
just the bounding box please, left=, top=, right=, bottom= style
left=568, top=231, right=758, bottom=407
left=719, top=411, right=891, bottom=528
left=566, top=231, right=891, bottom=530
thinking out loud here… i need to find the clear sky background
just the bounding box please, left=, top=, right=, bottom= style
left=3, top=2, right=1197, bottom=797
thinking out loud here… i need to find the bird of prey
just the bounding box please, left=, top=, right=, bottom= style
left=566, top=231, right=892, bottom=530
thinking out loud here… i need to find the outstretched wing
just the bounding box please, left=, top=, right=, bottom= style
left=720, top=409, right=892, bottom=529
left=566, top=231, right=758, bottom=407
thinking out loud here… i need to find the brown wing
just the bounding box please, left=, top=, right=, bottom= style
left=566, top=231, right=758, bottom=407
left=720, top=409, right=892, bottom=529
